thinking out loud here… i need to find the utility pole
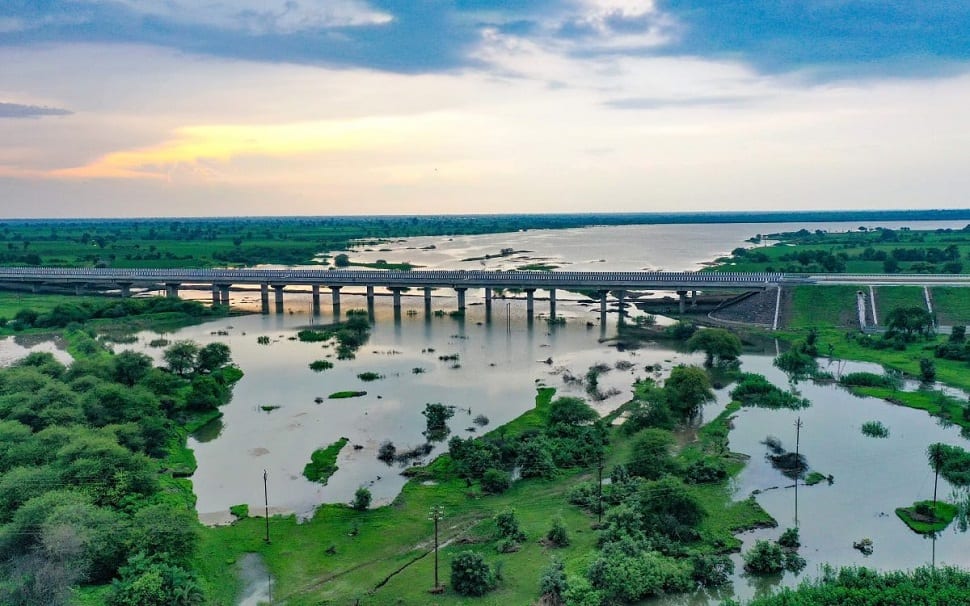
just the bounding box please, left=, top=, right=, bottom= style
left=263, top=469, right=271, bottom=543
left=597, top=455, right=604, bottom=525
left=429, top=505, right=445, bottom=592
left=794, top=418, right=803, bottom=525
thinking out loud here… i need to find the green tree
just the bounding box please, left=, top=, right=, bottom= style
left=687, top=328, right=742, bottom=366
left=548, top=396, right=598, bottom=428
left=113, top=351, right=153, bottom=387
left=162, top=341, right=199, bottom=376
left=334, top=253, right=351, bottom=267
left=546, top=516, right=570, bottom=547
left=627, top=429, right=676, bottom=480
left=919, top=357, right=937, bottom=383
left=352, top=487, right=372, bottom=511
left=663, top=365, right=714, bottom=420
left=422, top=403, right=454, bottom=440
left=885, top=306, right=934, bottom=341
left=195, top=343, right=231, bottom=374
left=928, top=442, right=946, bottom=508
left=106, top=553, right=204, bottom=606
left=130, top=505, right=198, bottom=566
left=481, top=468, right=511, bottom=494
left=450, top=551, right=496, bottom=596
left=539, top=558, right=568, bottom=604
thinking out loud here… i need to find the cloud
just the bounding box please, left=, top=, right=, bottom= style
left=604, top=95, right=752, bottom=110
left=109, top=0, right=392, bottom=34
left=0, top=102, right=73, bottom=119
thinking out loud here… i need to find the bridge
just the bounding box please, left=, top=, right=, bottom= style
left=0, top=267, right=967, bottom=317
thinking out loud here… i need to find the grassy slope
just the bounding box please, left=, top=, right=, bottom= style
left=875, top=286, right=927, bottom=324
left=196, top=389, right=771, bottom=605
left=932, top=287, right=970, bottom=326
left=787, top=286, right=861, bottom=329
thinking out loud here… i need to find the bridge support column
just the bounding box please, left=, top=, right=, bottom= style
left=390, top=287, right=403, bottom=309
left=548, top=289, right=556, bottom=318
left=330, top=286, right=341, bottom=316
left=311, top=285, right=321, bottom=313
left=272, top=285, right=285, bottom=313
left=455, top=287, right=466, bottom=311
left=165, top=283, right=180, bottom=298
left=118, top=283, right=132, bottom=298
left=616, top=290, right=626, bottom=322
left=218, top=284, right=230, bottom=307
left=260, top=284, right=270, bottom=314
left=484, top=288, right=492, bottom=314
left=691, top=290, right=698, bottom=307
left=210, top=285, right=220, bottom=305
left=677, top=291, right=687, bottom=314
left=599, top=291, right=608, bottom=315
left=424, top=287, right=432, bottom=313
left=366, top=285, right=375, bottom=306
left=75, top=284, right=84, bottom=296
left=525, top=289, right=535, bottom=317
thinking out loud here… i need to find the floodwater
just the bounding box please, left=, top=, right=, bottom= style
left=4, top=219, right=968, bottom=604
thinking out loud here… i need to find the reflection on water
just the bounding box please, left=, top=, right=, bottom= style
left=191, top=417, right=225, bottom=443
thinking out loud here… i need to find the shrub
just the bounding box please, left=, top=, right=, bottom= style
left=690, top=553, right=734, bottom=587
left=743, top=540, right=785, bottom=574
left=494, top=508, right=526, bottom=542
left=450, top=551, right=495, bottom=596
left=539, top=559, right=568, bottom=602
left=546, top=516, right=570, bottom=547
left=352, top=487, right=371, bottom=511
left=778, top=527, right=800, bottom=549
left=309, top=360, right=333, bottom=372
left=481, top=468, right=511, bottom=494
left=377, top=441, right=396, bottom=463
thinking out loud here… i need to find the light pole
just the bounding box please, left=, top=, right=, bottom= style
left=263, top=469, right=271, bottom=543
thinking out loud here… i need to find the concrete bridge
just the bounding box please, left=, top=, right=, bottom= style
left=0, top=267, right=785, bottom=316
left=1, top=267, right=967, bottom=318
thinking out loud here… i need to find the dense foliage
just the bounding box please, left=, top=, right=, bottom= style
left=0, top=334, right=239, bottom=604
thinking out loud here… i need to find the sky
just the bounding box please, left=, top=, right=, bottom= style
left=1, top=1, right=970, bottom=218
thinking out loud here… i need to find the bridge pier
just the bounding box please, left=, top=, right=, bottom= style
left=390, top=287, right=403, bottom=309
left=118, top=282, right=132, bottom=298
left=75, top=284, right=85, bottom=296
left=211, top=285, right=220, bottom=306
left=548, top=288, right=556, bottom=318
left=525, top=288, right=535, bottom=317
left=165, top=283, right=180, bottom=298
left=217, top=284, right=231, bottom=307
left=311, top=285, right=321, bottom=313
left=331, top=286, right=341, bottom=316
left=616, top=290, right=626, bottom=322
left=260, top=284, right=270, bottom=314
left=484, top=287, right=492, bottom=315
left=598, top=291, right=608, bottom=315
left=455, top=287, right=467, bottom=311
left=677, top=291, right=687, bottom=314
left=272, top=284, right=285, bottom=313
left=692, top=290, right=698, bottom=307
left=424, top=287, right=432, bottom=313
left=366, top=285, right=375, bottom=306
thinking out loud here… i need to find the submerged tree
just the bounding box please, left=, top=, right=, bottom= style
left=687, top=328, right=742, bottom=367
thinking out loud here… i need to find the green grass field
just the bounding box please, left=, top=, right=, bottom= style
left=931, top=287, right=970, bottom=326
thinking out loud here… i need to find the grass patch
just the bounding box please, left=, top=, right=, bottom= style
left=329, top=391, right=367, bottom=399
left=932, top=287, right=970, bottom=326
left=230, top=504, right=249, bottom=519
left=804, top=471, right=827, bottom=486
left=787, top=285, right=861, bottom=329
left=895, top=500, right=958, bottom=534
left=861, top=420, right=890, bottom=438
left=303, top=437, right=349, bottom=484
left=357, top=371, right=383, bottom=382
left=875, top=286, right=927, bottom=324
left=516, top=263, right=558, bottom=271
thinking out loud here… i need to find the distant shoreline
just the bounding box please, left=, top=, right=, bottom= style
left=2, top=208, right=969, bottom=225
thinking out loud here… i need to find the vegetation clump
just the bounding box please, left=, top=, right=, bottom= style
left=731, top=373, right=810, bottom=409
left=861, top=420, right=890, bottom=438
left=450, top=551, right=496, bottom=596
left=309, top=359, right=334, bottom=372
left=328, top=391, right=367, bottom=399
left=356, top=371, right=383, bottom=382
left=303, top=437, right=349, bottom=484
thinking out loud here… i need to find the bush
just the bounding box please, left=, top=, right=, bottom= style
left=352, top=487, right=372, bottom=511
left=690, top=553, right=734, bottom=587
left=778, top=527, right=800, bottom=549
left=628, top=429, right=676, bottom=480
left=494, top=509, right=526, bottom=542
left=539, top=559, right=568, bottom=601
left=481, top=468, right=511, bottom=494
left=450, top=551, right=495, bottom=596
left=547, top=516, right=570, bottom=547
left=743, top=540, right=785, bottom=574
left=683, top=459, right=727, bottom=484
left=377, top=440, right=396, bottom=463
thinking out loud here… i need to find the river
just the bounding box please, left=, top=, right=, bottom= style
left=6, top=218, right=965, bottom=604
